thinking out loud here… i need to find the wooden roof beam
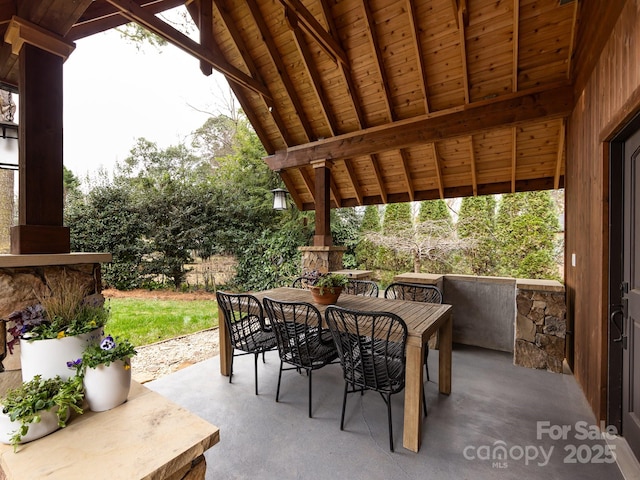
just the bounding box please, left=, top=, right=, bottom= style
left=469, top=136, right=477, bottom=196
left=512, top=0, right=519, bottom=92
left=68, top=0, right=187, bottom=40
left=245, top=0, right=314, bottom=142
left=566, top=0, right=579, bottom=81
left=279, top=0, right=348, bottom=66
left=361, top=0, right=395, bottom=122
left=407, top=0, right=430, bottom=114
left=210, top=1, right=294, bottom=146
left=266, top=85, right=574, bottom=169
left=104, top=0, right=272, bottom=100
left=329, top=174, right=341, bottom=208
left=299, top=167, right=315, bottom=201
left=342, top=159, right=364, bottom=205
left=197, top=0, right=213, bottom=76
left=286, top=7, right=338, bottom=136
left=399, top=149, right=415, bottom=201
left=554, top=119, right=566, bottom=190
left=431, top=143, right=445, bottom=200
left=371, top=154, right=388, bottom=204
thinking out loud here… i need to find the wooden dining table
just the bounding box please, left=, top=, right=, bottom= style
left=217, top=287, right=453, bottom=453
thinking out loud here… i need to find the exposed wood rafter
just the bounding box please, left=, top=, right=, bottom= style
left=512, top=0, right=519, bottom=92
left=211, top=1, right=293, bottom=146
left=469, top=136, right=477, bottom=196
left=554, top=119, right=565, bottom=190
left=279, top=0, right=348, bottom=66
left=511, top=127, right=517, bottom=193
left=104, top=0, right=272, bottom=99
left=279, top=170, right=303, bottom=209
left=245, top=0, right=314, bottom=142
left=299, top=167, right=315, bottom=201
left=361, top=0, right=395, bottom=121
left=329, top=174, right=341, bottom=207
left=457, top=0, right=470, bottom=104
left=567, top=0, right=579, bottom=80
left=198, top=0, right=213, bottom=76
left=399, top=150, right=415, bottom=201
left=285, top=6, right=338, bottom=135
left=431, top=143, right=444, bottom=199
left=370, top=154, right=388, bottom=204
left=342, top=159, right=364, bottom=205
left=407, top=0, right=430, bottom=114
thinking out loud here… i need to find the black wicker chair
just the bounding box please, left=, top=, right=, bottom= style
left=325, top=305, right=418, bottom=452
left=216, top=291, right=277, bottom=395
left=262, top=297, right=339, bottom=418
left=343, top=279, right=379, bottom=297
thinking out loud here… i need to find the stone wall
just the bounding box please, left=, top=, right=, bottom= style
left=514, top=280, right=566, bottom=373
left=299, top=246, right=346, bottom=273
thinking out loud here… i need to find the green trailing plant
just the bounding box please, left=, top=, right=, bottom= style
left=70, top=335, right=138, bottom=376
left=0, top=375, right=84, bottom=450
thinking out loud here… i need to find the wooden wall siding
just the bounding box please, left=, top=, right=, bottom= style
left=566, top=0, right=640, bottom=422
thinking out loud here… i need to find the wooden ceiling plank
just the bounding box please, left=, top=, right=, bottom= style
left=68, top=0, right=187, bottom=40
left=266, top=85, right=574, bottom=169
left=511, top=126, right=516, bottom=193
left=279, top=169, right=303, bottom=210
left=361, top=0, right=395, bottom=122
left=431, top=142, right=444, bottom=199
left=399, top=149, right=415, bottom=201
left=343, top=159, right=364, bottom=205
left=554, top=119, right=565, bottom=190
left=210, top=1, right=293, bottom=146
left=406, top=0, right=430, bottom=114
left=286, top=6, right=338, bottom=136
left=279, top=0, right=348, bottom=66
left=469, top=135, right=477, bottom=196
left=370, top=154, right=388, bottom=204
left=104, top=0, right=272, bottom=100
left=512, top=0, right=519, bottom=92
left=245, top=0, right=314, bottom=142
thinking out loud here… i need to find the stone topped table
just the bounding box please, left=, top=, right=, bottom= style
left=0, top=372, right=219, bottom=479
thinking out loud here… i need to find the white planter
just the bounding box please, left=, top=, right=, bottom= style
left=20, top=328, right=104, bottom=382
left=83, top=360, right=132, bottom=412
left=0, top=406, right=64, bottom=445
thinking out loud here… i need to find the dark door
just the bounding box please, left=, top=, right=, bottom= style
left=622, top=127, right=640, bottom=457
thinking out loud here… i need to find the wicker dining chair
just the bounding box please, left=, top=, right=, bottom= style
left=216, top=291, right=278, bottom=395
left=325, top=305, right=420, bottom=452
left=343, top=279, right=379, bottom=297
left=262, top=297, right=339, bottom=418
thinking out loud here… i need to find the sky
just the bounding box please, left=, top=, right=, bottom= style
left=62, top=25, right=228, bottom=180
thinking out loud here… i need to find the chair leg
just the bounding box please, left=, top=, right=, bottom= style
left=340, top=382, right=348, bottom=430
left=254, top=353, right=259, bottom=395
left=229, top=353, right=234, bottom=384
left=386, top=393, right=394, bottom=452
left=425, top=347, right=430, bottom=382
left=308, top=369, right=313, bottom=418
left=423, top=388, right=427, bottom=417
left=262, top=351, right=266, bottom=363
left=276, top=360, right=284, bottom=402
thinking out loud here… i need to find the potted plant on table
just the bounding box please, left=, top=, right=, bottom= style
left=303, top=271, right=349, bottom=305
left=0, top=374, right=84, bottom=450
left=70, top=335, right=137, bottom=412
left=6, top=272, right=108, bottom=382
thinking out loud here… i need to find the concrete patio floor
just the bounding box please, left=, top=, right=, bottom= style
left=147, top=345, right=635, bottom=480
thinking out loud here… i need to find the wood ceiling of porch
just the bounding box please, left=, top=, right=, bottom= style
left=0, top=1, right=598, bottom=210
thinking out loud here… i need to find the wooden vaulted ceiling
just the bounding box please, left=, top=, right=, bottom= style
left=0, top=0, right=585, bottom=211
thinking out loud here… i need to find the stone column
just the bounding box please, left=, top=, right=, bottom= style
left=299, top=246, right=346, bottom=274
left=514, top=279, right=566, bottom=373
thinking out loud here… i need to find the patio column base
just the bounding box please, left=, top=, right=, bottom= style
left=299, top=246, right=346, bottom=274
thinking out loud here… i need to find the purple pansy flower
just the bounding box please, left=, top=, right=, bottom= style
left=100, top=335, right=116, bottom=351
left=66, top=358, right=82, bottom=368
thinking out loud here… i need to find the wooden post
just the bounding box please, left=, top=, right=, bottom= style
left=312, top=160, right=332, bottom=247
left=10, top=40, right=70, bottom=253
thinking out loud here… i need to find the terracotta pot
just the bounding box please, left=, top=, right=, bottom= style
left=83, top=359, right=132, bottom=412
left=309, top=286, right=342, bottom=305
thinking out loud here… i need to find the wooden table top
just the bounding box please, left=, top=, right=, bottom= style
left=0, top=372, right=219, bottom=480
left=251, top=287, right=452, bottom=347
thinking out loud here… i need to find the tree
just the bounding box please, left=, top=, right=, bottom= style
left=457, top=195, right=497, bottom=275
left=495, top=191, right=560, bottom=279
left=418, top=199, right=453, bottom=273
left=355, top=205, right=382, bottom=270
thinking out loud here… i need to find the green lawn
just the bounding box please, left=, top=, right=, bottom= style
left=103, top=298, right=219, bottom=347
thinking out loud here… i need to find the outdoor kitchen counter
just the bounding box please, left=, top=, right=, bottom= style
left=0, top=372, right=219, bottom=480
